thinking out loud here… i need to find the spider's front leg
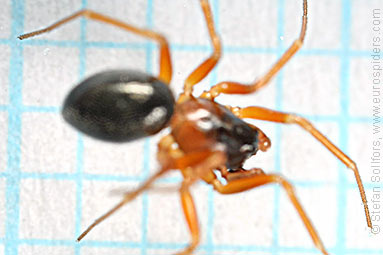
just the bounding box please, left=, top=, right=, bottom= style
left=231, top=105, right=372, bottom=229
left=219, top=166, right=265, bottom=182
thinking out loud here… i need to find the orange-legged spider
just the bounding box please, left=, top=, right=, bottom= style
left=19, top=1, right=372, bottom=254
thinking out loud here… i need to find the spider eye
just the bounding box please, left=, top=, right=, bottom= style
left=239, top=144, right=255, bottom=153
left=200, top=116, right=211, bottom=122
left=233, top=124, right=252, bottom=139
left=234, top=125, right=243, bottom=134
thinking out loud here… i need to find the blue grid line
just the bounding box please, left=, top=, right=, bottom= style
left=12, top=237, right=383, bottom=255
left=74, top=1, right=88, bottom=255
left=9, top=237, right=383, bottom=255
left=0, top=39, right=10, bottom=45
left=16, top=168, right=383, bottom=191
left=1, top=36, right=374, bottom=58
left=205, top=186, right=215, bottom=255
left=140, top=1, right=155, bottom=254
left=334, top=1, right=352, bottom=254
left=270, top=0, right=286, bottom=254
left=7, top=171, right=348, bottom=186
left=12, top=41, right=378, bottom=60
left=19, top=106, right=59, bottom=113
left=11, top=237, right=383, bottom=255
left=12, top=103, right=383, bottom=123
left=18, top=172, right=178, bottom=182
left=13, top=236, right=383, bottom=253
left=4, top=1, right=25, bottom=255
left=205, top=2, right=220, bottom=255
left=8, top=101, right=380, bottom=124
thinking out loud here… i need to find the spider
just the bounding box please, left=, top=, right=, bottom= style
left=19, top=1, right=372, bottom=254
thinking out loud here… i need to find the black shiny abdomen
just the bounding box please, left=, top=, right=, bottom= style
left=62, top=70, right=175, bottom=142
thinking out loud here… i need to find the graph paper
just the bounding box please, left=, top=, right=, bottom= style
left=0, top=0, right=382, bottom=254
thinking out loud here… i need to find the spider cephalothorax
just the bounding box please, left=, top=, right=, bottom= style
left=171, top=98, right=259, bottom=169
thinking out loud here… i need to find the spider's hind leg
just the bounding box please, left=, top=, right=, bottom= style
left=200, top=0, right=308, bottom=100
left=18, top=9, right=172, bottom=83
left=212, top=172, right=329, bottom=255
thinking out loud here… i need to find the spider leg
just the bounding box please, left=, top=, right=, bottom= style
left=200, top=0, right=307, bottom=100
left=179, top=0, right=222, bottom=101
left=18, top=10, right=172, bottom=83
left=77, top=136, right=223, bottom=242
left=169, top=148, right=226, bottom=255
left=175, top=152, right=226, bottom=255
left=175, top=182, right=199, bottom=255
left=220, top=166, right=265, bottom=182
left=233, top=105, right=372, bottom=229
left=77, top=165, right=171, bottom=242
left=212, top=172, right=329, bottom=255
left=248, top=123, right=272, bottom=152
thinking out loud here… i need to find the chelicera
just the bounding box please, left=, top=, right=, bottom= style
left=19, top=1, right=372, bottom=254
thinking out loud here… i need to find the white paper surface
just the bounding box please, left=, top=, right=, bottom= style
left=0, top=0, right=382, bottom=254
